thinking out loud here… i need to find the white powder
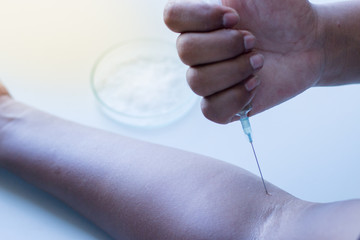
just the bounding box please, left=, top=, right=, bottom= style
left=92, top=40, right=198, bottom=127
left=95, top=55, right=194, bottom=119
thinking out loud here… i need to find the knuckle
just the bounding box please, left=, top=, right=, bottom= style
left=201, top=99, right=229, bottom=124
left=163, top=2, right=180, bottom=32
left=186, top=68, right=206, bottom=96
left=176, top=35, right=194, bottom=65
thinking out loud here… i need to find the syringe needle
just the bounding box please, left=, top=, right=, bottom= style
left=238, top=105, right=270, bottom=195
left=250, top=141, right=270, bottom=195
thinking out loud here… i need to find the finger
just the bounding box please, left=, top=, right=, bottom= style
left=200, top=78, right=259, bottom=124
left=187, top=53, right=264, bottom=96
left=164, top=0, right=239, bottom=33
left=177, top=29, right=255, bottom=66
left=0, top=80, right=11, bottom=97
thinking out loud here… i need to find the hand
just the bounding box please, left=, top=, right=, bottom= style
left=0, top=81, right=11, bottom=98
left=164, top=0, right=324, bottom=123
left=0, top=81, right=15, bottom=133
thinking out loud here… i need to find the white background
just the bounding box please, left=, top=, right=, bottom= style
left=0, top=0, right=359, bottom=239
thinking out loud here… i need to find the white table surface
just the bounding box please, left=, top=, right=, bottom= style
left=0, top=0, right=359, bottom=239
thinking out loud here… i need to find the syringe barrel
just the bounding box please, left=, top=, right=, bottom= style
left=240, top=117, right=253, bottom=142
left=240, top=117, right=251, bottom=134
left=237, top=104, right=253, bottom=142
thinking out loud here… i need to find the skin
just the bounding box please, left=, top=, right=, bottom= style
left=0, top=1, right=358, bottom=238
left=0, top=84, right=360, bottom=239
left=164, top=0, right=360, bottom=124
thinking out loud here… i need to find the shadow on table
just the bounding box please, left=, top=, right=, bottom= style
left=0, top=168, right=114, bottom=240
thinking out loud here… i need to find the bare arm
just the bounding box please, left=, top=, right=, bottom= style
left=0, top=89, right=359, bottom=239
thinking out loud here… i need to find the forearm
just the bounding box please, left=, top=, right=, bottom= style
left=315, top=1, right=360, bottom=86
left=0, top=98, right=296, bottom=239
left=1, top=98, right=359, bottom=240
left=298, top=200, right=360, bottom=240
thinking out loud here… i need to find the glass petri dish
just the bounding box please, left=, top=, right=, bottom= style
left=91, top=39, right=198, bottom=128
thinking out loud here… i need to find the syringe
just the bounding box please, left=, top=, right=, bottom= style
left=203, top=0, right=269, bottom=195
left=237, top=105, right=270, bottom=195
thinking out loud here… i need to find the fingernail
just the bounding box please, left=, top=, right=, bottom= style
left=250, top=54, right=264, bottom=70
left=244, top=35, right=256, bottom=50
left=245, top=76, right=261, bottom=92
left=223, top=12, right=239, bottom=28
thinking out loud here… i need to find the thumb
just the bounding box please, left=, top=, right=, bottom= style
left=164, top=0, right=239, bottom=33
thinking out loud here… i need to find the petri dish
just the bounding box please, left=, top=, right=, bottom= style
left=91, top=39, right=198, bottom=128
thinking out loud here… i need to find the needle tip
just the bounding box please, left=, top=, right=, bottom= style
left=250, top=141, right=270, bottom=196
